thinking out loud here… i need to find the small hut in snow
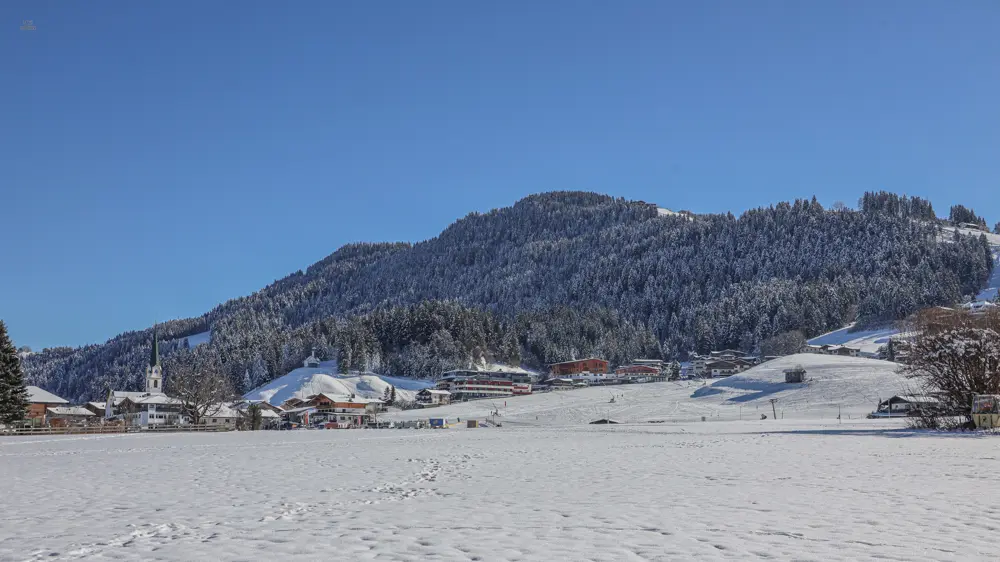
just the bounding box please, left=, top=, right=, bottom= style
left=784, top=366, right=807, bottom=384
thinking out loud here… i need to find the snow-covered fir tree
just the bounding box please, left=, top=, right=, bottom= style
left=0, top=321, right=30, bottom=425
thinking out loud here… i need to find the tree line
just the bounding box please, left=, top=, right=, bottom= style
left=22, top=191, right=996, bottom=401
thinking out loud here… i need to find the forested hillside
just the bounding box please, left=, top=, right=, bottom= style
left=23, top=191, right=994, bottom=401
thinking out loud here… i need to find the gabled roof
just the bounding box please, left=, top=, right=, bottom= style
left=114, top=392, right=182, bottom=406
left=705, top=360, right=739, bottom=369
left=549, top=357, right=607, bottom=366
left=86, top=401, right=107, bottom=409
left=419, top=389, right=451, bottom=395
left=26, top=386, right=69, bottom=405
left=109, top=391, right=150, bottom=405
left=306, top=393, right=382, bottom=405
left=889, top=395, right=940, bottom=404
left=133, top=394, right=182, bottom=406
left=47, top=406, right=95, bottom=417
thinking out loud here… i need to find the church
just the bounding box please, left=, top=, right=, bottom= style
left=105, top=329, right=185, bottom=426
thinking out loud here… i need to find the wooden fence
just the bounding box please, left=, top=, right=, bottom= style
left=1, top=424, right=234, bottom=436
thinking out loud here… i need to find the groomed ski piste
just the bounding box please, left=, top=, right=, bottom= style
left=4, top=354, right=998, bottom=561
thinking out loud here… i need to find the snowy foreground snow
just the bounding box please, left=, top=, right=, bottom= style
left=3, top=420, right=1000, bottom=561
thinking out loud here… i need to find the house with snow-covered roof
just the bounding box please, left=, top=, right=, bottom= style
left=25, top=386, right=69, bottom=424
left=416, top=388, right=451, bottom=406
left=46, top=406, right=97, bottom=426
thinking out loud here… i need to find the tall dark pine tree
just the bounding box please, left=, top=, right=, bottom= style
left=0, top=321, right=30, bottom=425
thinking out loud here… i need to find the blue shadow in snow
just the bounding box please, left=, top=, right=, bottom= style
left=691, top=380, right=792, bottom=403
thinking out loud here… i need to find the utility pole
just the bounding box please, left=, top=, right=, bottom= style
left=769, top=398, right=778, bottom=420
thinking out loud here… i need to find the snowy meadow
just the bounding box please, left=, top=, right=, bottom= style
left=2, top=419, right=999, bottom=561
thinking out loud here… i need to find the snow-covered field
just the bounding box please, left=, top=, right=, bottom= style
left=387, top=354, right=913, bottom=425
left=3, top=420, right=1000, bottom=561
left=2, top=354, right=990, bottom=561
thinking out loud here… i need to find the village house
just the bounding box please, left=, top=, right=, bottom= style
left=704, top=360, right=744, bottom=377
left=709, top=349, right=743, bottom=360
left=547, top=378, right=587, bottom=390
left=691, top=350, right=750, bottom=376
left=549, top=358, right=609, bottom=376
left=416, top=389, right=452, bottom=407
left=25, top=386, right=69, bottom=425
left=46, top=406, right=98, bottom=426
left=82, top=402, right=106, bottom=417
left=802, top=344, right=860, bottom=357
left=304, top=393, right=383, bottom=427
left=629, top=359, right=664, bottom=370
left=614, top=364, right=660, bottom=376
left=870, top=395, right=941, bottom=418
left=280, top=397, right=308, bottom=411
left=240, top=400, right=284, bottom=416
left=233, top=401, right=282, bottom=429
left=961, top=301, right=998, bottom=315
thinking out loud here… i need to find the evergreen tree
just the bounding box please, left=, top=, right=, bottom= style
left=389, top=385, right=396, bottom=404
left=0, top=321, right=30, bottom=425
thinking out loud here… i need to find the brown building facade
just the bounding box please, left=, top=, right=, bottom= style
left=549, top=358, right=609, bottom=376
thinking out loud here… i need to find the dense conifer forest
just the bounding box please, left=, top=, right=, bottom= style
left=22, top=191, right=995, bottom=401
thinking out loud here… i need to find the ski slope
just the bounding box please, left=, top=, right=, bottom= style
left=386, top=354, right=910, bottom=425
left=942, top=224, right=1000, bottom=301
left=807, top=325, right=901, bottom=356
left=244, top=361, right=433, bottom=406
left=978, top=247, right=1000, bottom=301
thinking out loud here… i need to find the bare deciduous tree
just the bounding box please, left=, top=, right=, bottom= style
left=165, top=350, right=236, bottom=425
left=760, top=330, right=807, bottom=357
left=903, top=327, right=1000, bottom=420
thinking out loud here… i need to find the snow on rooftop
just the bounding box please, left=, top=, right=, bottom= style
left=25, top=386, right=68, bottom=405
left=46, top=406, right=95, bottom=416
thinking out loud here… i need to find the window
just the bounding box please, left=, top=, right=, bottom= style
left=153, top=380, right=159, bottom=388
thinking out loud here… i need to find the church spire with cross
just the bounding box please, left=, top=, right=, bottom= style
left=146, top=325, right=163, bottom=394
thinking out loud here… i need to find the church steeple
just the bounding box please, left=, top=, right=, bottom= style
left=149, top=326, right=161, bottom=369
left=146, top=326, right=163, bottom=394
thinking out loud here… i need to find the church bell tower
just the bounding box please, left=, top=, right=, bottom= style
left=146, top=327, right=163, bottom=394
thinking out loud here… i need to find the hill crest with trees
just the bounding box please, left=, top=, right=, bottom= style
left=23, top=191, right=995, bottom=402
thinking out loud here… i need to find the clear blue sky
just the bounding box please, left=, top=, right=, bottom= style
left=3, top=1, right=999, bottom=349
